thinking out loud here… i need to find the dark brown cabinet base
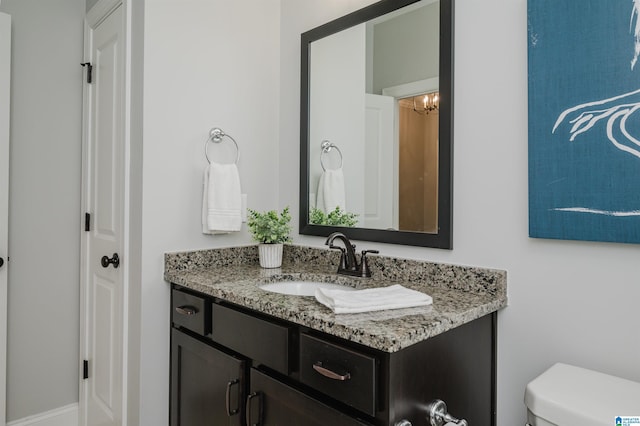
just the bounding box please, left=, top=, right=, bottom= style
left=170, top=286, right=496, bottom=426
left=382, top=313, right=496, bottom=425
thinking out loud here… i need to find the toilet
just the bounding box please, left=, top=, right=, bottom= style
left=524, top=363, right=640, bottom=426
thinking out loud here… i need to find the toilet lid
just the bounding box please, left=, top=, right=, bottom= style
left=525, top=363, right=640, bottom=426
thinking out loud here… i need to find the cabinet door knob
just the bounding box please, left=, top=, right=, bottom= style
left=0, top=257, right=4, bottom=268
left=101, top=253, right=120, bottom=268
left=312, top=361, right=351, bottom=381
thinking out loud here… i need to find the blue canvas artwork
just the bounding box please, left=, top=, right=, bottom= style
left=528, top=0, right=640, bottom=244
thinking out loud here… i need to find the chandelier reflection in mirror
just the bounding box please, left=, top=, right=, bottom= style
left=412, top=92, right=440, bottom=114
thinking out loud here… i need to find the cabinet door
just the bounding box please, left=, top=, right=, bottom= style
left=247, top=368, right=372, bottom=426
left=171, top=329, right=246, bottom=426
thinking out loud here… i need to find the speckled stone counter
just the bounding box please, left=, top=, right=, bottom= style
left=164, top=245, right=507, bottom=353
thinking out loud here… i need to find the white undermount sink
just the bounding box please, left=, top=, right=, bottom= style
left=259, top=281, right=355, bottom=297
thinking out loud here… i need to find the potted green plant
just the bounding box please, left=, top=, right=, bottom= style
left=247, top=206, right=292, bottom=268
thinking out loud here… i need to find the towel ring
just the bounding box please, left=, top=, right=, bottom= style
left=320, top=140, right=343, bottom=171
left=204, top=127, right=240, bottom=164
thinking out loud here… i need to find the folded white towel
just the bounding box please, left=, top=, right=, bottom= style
left=314, top=284, right=432, bottom=314
left=202, top=162, right=242, bottom=233
left=316, top=168, right=346, bottom=213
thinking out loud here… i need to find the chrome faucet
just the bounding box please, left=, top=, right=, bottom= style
left=325, top=232, right=378, bottom=277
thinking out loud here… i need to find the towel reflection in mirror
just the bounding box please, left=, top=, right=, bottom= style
left=316, top=140, right=346, bottom=213
left=312, top=141, right=360, bottom=227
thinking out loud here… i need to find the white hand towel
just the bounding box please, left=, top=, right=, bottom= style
left=202, top=167, right=224, bottom=234
left=314, top=284, right=432, bottom=314
left=318, top=168, right=346, bottom=213
left=202, top=170, right=246, bottom=234
left=202, top=162, right=242, bottom=233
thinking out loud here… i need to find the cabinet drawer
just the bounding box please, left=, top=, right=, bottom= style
left=248, top=368, right=372, bottom=426
left=171, top=289, right=209, bottom=336
left=211, top=303, right=291, bottom=375
left=300, top=333, right=377, bottom=416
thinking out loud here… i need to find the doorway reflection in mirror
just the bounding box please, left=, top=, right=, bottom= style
left=399, top=93, right=439, bottom=233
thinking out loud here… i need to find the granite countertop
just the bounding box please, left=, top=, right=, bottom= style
left=164, top=245, right=508, bottom=353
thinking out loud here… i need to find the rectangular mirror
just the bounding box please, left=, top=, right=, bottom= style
left=300, top=0, right=454, bottom=248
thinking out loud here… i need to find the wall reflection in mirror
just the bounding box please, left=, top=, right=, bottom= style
left=308, top=0, right=440, bottom=233
left=301, top=0, right=453, bottom=248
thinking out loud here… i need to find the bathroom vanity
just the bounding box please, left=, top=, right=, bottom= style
left=165, top=246, right=507, bottom=426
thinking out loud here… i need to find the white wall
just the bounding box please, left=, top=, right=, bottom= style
left=279, top=0, right=379, bottom=234
left=124, top=1, right=144, bottom=424
left=4, top=1, right=639, bottom=424
left=310, top=24, right=366, bottom=217
left=279, top=1, right=640, bottom=425
left=371, top=1, right=439, bottom=94
left=0, top=11, right=9, bottom=425
left=0, top=0, right=85, bottom=422
left=138, top=1, right=280, bottom=424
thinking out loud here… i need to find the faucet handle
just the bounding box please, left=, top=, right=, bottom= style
left=359, top=250, right=379, bottom=277
left=328, top=245, right=348, bottom=270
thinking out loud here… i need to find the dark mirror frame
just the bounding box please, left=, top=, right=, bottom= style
left=299, top=0, right=454, bottom=249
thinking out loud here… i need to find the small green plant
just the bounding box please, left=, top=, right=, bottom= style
left=309, top=206, right=359, bottom=227
left=247, top=206, right=292, bottom=244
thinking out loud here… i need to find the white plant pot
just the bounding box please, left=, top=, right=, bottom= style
left=258, top=243, right=283, bottom=268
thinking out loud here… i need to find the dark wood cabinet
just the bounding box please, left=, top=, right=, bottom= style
left=382, top=313, right=496, bottom=426
left=170, top=329, right=246, bottom=426
left=170, top=286, right=496, bottom=426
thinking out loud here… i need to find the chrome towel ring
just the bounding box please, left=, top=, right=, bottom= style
left=320, top=140, right=343, bottom=171
left=204, top=127, right=240, bottom=164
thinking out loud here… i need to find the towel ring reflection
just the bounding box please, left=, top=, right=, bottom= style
left=320, top=140, right=343, bottom=171
left=204, top=127, right=240, bottom=164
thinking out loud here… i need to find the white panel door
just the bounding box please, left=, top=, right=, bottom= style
left=80, top=4, right=125, bottom=426
left=0, top=12, right=11, bottom=426
left=363, top=94, right=394, bottom=229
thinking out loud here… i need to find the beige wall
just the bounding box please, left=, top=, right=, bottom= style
left=399, top=103, right=438, bottom=233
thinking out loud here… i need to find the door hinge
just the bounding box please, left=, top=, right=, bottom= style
left=85, top=212, right=91, bottom=232
left=83, top=360, right=89, bottom=379
left=80, top=62, right=92, bottom=84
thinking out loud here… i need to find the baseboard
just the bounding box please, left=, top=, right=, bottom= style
left=7, top=403, right=78, bottom=426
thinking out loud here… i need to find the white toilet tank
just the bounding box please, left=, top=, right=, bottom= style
left=524, top=363, right=640, bottom=426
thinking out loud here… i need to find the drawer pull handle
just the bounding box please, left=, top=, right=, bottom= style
left=312, top=361, right=351, bottom=381
left=225, top=379, right=240, bottom=416
left=175, top=305, right=198, bottom=316
left=245, top=392, right=262, bottom=426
